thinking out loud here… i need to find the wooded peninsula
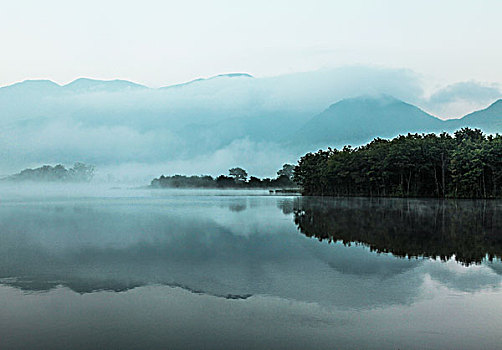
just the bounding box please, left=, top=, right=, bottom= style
left=293, top=128, right=501, bottom=198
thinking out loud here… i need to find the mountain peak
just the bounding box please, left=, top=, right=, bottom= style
left=296, top=94, right=443, bottom=148
left=454, top=98, right=502, bottom=132
left=488, top=98, right=502, bottom=108
left=213, top=73, right=253, bottom=79
left=63, top=78, right=147, bottom=92
left=327, top=94, right=406, bottom=112
left=339, top=94, right=400, bottom=104
left=161, top=73, right=253, bottom=89
left=2, top=79, right=61, bottom=91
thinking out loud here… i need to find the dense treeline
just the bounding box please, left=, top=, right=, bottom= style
left=294, top=128, right=502, bottom=198
left=4, top=163, right=95, bottom=182
left=293, top=197, right=502, bottom=265
left=151, top=164, right=297, bottom=189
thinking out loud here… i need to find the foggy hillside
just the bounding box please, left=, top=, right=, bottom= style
left=294, top=95, right=444, bottom=149
left=0, top=66, right=501, bottom=182
left=446, top=99, right=502, bottom=133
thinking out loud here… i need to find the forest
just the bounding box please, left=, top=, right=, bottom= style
left=150, top=164, right=297, bottom=189
left=293, top=128, right=502, bottom=198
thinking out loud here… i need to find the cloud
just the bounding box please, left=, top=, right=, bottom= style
left=429, top=81, right=501, bottom=104
left=424, top=81, right=502, bottom=119
left=0, top=66, right=427, bottom=181
left=96, top=138, right=298, bottom=184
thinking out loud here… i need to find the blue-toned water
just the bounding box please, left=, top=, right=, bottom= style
left=0, top=186, right=501, bottom=349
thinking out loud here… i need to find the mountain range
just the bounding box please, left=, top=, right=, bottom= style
left=0, top=72, right=500, bottom=178
left=296, top=95, right=502, bottom=149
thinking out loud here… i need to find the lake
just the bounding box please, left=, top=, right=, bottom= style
left=0, top=185, right=501, bottom=349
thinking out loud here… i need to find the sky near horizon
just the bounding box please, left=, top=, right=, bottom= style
left=1, top=0, right=502, bottom=89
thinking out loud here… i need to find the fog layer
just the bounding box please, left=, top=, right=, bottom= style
left=1, top=66, right=500, bottom=182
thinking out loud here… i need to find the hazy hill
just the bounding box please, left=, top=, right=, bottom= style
left=293, top=95, right=446, bottom=149
left=0, top=73, right=313, bottom=174
left=63, top=78, right=148, bottom=93
left=447, top=99, right=502, bottom=133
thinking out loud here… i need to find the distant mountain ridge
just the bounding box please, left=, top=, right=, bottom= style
left=293, top=95, right=502, bottom=149
left=1, top=73, right=253, bottom=93
left=0, top=78, right=499, bottom=140
left=160, top=73, right=253, bottom=89
left=63, top=78, right=148, bottom=92
left=446, top=99, right=502, bottom=133
left=0, top=72, right=500, bottom=176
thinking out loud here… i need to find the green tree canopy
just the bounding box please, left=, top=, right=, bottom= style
left=294, top=128, right=501, bottom=198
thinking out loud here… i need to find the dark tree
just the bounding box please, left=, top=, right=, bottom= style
left=277, top=164, right=295, bottom=181
left=229, top=167, right=248, bottom=183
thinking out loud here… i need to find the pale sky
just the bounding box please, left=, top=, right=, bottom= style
left=1, top=0, right=502, bottom=88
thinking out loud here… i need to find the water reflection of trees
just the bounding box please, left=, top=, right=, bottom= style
left=293, top=198, right=502, bottom=265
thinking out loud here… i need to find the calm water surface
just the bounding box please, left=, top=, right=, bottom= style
left=0, top=185, right=501, bottom=349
